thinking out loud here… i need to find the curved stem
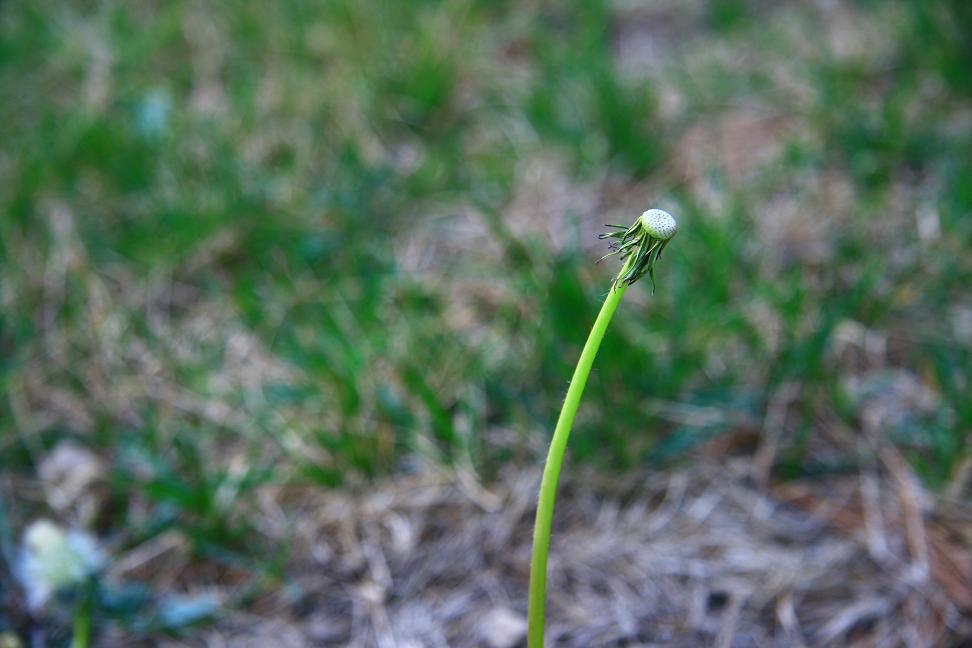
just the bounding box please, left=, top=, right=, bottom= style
left=527, top=271, right=630, bottom=647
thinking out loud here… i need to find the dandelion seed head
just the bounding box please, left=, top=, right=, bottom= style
left=639, top=209, right=678, bottom=241
left=17, top=520, right=105, bottom=611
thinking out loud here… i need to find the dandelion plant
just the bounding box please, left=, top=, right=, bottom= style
left=527, top=209, right=678, bottom=647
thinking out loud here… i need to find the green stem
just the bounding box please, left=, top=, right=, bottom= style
left=527, top=270, right=630, bottom=647
left=71, top=594, right=91, bottom=648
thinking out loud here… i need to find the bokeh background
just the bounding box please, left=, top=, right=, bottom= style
left=2, top=0, right=971, bottom=646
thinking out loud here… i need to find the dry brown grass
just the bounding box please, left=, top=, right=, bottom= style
left=136, top=450, right=972, bottom=648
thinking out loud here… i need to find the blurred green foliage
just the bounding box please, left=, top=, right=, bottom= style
left=1, top=0, right=971, bottom=636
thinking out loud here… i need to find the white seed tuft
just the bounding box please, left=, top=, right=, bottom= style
left=17, top=519, right=105, bottom=611
left=639, top=209, right=678, bottom=241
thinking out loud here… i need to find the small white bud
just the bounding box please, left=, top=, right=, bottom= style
left=639, top=209, right=678, bottom=241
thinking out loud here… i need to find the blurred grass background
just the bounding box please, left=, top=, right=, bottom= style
left=1, top=0, right=971, bottom=644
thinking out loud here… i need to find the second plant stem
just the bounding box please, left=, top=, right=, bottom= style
left=527, top=265, right=631, bottom=647
left=71, top=599, right=91, bottom=648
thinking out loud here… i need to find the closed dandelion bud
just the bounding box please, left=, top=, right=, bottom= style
left=598, top=208, right=679, bottom=291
